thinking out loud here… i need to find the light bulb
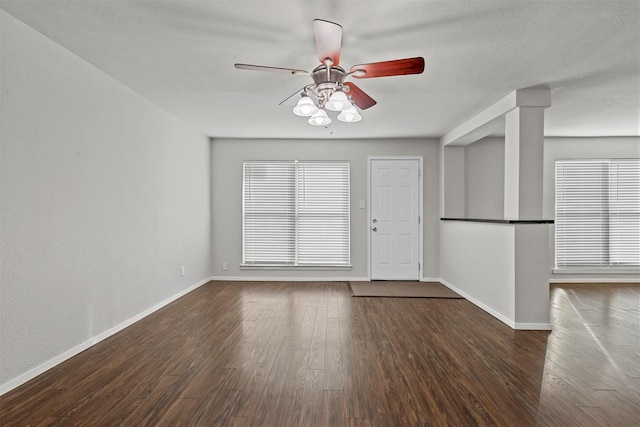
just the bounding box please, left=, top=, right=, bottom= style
left=293, top=96, right=318, bottom=117
left=308, top=109, right=332, bottom=126
left=337, top=106, right=362, bottom=123
left=325, top=91, right=350, bottom=111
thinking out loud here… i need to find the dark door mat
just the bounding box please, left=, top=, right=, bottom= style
left=349, top=281, right=463, bottom=298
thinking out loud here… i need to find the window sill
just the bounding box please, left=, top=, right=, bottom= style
left=553, top=267, right=640, bottom=275
left=240, top=264, right=352, bottom=271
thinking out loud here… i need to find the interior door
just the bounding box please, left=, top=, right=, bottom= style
left=370, top=158, right=421, bottom=280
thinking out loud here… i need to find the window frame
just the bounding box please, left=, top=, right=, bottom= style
left=241, top=160, right=351, bottom=269
left=554, top=158, right=640, bottom=272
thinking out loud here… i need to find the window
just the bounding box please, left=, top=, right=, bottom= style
left=555, top=159, right=640, bottom=269
left=243, top=160, right=350, bottom=267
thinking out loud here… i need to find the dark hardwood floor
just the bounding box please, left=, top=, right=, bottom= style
left=1, top=281, right=638, bottom=426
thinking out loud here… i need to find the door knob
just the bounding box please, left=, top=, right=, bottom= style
left=372, top=227, right=377, bottom=232
left=372, top=219, right=377, bottom=223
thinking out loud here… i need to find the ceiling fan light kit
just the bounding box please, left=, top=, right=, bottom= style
left=338, top=106, right=362, bottom=123
left=293, top=95, right=319, bottom=117
left=308, top=109, right=332, bottom=126
left=235, top=19, right=425, bottom=127
left=325, top=90, right=350, bottom=112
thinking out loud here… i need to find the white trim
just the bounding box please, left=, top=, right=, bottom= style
left=12, top=272, right=630, bottom=397
left=211, top=276, right=368, bottom=282
left=552, top=268, right=639, bottom=274
left=440, top=279, right=552, bottom=330
left=240, top=264, right=352, bottom=270
left=242, top=160, right=351, bottom=266
left=367, top=158, right=371, bottom=280
left=0, top=276, right=213, bottom=396
left=554, top=159, right=640, bottom=269
left=439, top=279, right=511, bottom=326
left=367, top=156, right=424, bottom=281
left=514, top=322, right=553, bottom=330
left=550, top=277, right=640, bottom=284
left=441, top=88, right=551, bottom=146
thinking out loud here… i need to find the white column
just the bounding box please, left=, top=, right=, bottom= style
left=439, top=89, right=552, bottom=330
left=504, top=106, right=545, bottom=220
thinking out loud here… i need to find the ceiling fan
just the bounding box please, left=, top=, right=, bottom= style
left=234, top=19, right=425, bottom=126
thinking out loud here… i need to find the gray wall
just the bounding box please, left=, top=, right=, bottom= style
left=460, top=136, right=640, bottom=224
left=0, top=11, right=212, bottom=389
left=544, top=136, right=640, bottom=282
left=442, top=137, right=505, bottom=219
left=211, top=138, right=440, bottom=280
left=444, top=136, right=639, bottom=282
left=464, top=137, right=505, bottom=219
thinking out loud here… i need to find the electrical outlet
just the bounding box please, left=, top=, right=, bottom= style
left=180, top=265, right=185, bottom=276
left=359, top=200, right=366, bottom=209
left=222, top=262, right=228, bottom=271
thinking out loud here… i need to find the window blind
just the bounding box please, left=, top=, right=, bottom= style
left=555, top=159, right=639, bottom=268
left=243, top=160, right=350, bottom=266
left=243, top=162, right=295, bottom=264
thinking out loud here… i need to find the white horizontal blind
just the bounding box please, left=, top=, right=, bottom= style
left=609, top=160, right=640, bottom=265
left=243, top=162, right=295, bottom=264
left=243, top=160, right=350, bottom=266
left=555, top=161, right=608, bottom=266
left=297, top=162, right=350, bottom=265
left=555, top=159, right=639, bottom=268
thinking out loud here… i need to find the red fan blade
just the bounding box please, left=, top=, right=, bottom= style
left=350, top=57, right=425, bottom=78
left=344, top=82, right=377, bottom=110
left=235, top=63, right=309, bottom=75
left=314, top=19, right=342, bottom=65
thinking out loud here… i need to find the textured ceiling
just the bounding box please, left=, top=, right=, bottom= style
left=1, top=0, right=638, bottom=139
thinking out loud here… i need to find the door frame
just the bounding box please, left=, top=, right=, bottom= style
left=367, top=156, right=424, bottom=281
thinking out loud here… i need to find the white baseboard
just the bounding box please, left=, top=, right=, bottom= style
left=550, top=277, right=640, bottom=284
left=440, top=279, right=552, bottom=330
left=210, top=276, right=369, bottom=282
left=2, top=273, right=568, bottom=396
left=0, top=276, right=213, bottom=397
left=439, top=279, right=517, bottom=329
left=513, top=322, right=553, bottom=330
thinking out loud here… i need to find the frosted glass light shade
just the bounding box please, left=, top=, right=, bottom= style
left=337, top=106, right=362, bottom=123
left=308, top=109, right=332, bottom=126
left=293, top=96, right=318, bottom=117
left=325, top=91, right=350, bottom=111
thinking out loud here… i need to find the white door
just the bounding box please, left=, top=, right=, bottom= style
left=370, top=158, right=421, bottom=280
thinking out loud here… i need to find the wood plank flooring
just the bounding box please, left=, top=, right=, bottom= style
left=1, top=281, right=638, bottom=426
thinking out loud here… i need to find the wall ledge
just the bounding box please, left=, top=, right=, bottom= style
left=441, top=218, right=554, bottom=224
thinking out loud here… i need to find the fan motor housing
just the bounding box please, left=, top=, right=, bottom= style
left=311, top=65, right=346, bottom=85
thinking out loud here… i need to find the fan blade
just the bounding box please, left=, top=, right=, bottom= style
left=350, top=57, right=425, bottom=78
left=235, top=63, right=309, bottom=75
left=314, top=19, right=342, bottom=65
left=343, top=82, right=377, bottom=110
